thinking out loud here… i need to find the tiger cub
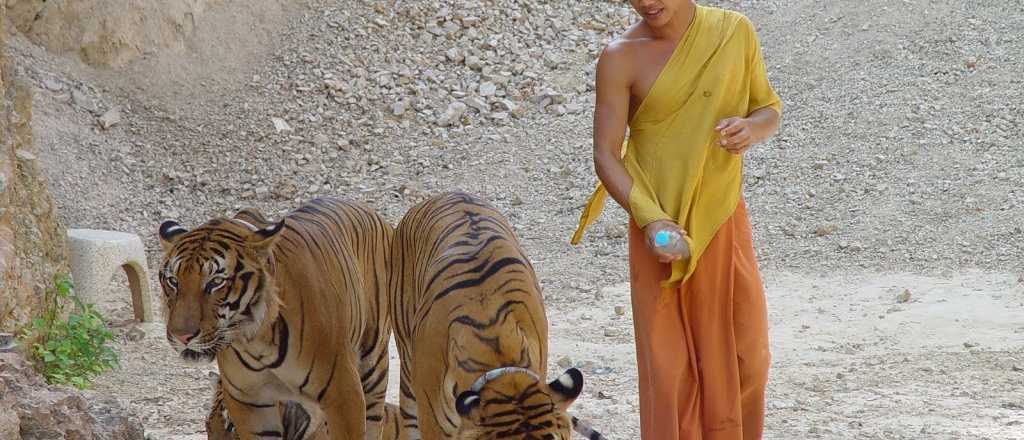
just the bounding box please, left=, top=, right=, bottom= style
left=157, top=199, right=392, bottom=440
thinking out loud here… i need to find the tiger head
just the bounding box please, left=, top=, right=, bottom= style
left=157, top=217, right=285, bottom=363
left=454, top=367, right=585, bottom=440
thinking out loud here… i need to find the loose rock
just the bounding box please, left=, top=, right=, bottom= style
left=896, top=289, right=912, bottom=304
left=437, top=101, right=468, bottom=126
left=98, top=107, right=122, bottom=130
left=272, top=117, right=293, bottom=133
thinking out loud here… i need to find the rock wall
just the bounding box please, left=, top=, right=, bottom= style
left=5, top=0, right=226, bottom=67
left=0, top=3, right=70, bottom=332
left=0, top=353, right=145, bottom=440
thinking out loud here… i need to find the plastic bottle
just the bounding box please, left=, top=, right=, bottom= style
left=653, top=229, right=690, bottom=259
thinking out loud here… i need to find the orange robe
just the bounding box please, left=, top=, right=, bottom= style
left=629, top=199, right=769, bottom=440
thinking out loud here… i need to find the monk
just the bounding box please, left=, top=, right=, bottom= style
left=571, top=1, right=782, bottom=439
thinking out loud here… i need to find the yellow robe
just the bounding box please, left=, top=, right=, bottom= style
left=572, top=6, right=782, bottom=288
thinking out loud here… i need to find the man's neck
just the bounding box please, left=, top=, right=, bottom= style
left=649, top=2, right=697, bottom=41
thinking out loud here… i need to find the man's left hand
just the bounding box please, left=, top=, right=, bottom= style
left=715, top=117, right=753, bottom=154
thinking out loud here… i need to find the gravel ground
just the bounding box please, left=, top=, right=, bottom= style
left=8, top=0, right=1024, bottom=438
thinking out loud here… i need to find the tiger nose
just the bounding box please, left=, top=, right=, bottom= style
left=169, top=329, right=199, bottom=345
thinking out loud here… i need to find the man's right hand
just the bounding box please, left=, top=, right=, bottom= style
left=643, top=220, right=686, bottom=263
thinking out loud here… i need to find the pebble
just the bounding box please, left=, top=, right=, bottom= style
left=436, top=101, right=468, bottom=126
left=391, top=101, right=409, bottom=116
left=71, top=89, right=98, bottom=114
left=895, top=288, right=912, bottom=304
left=272, top=117, right=293, bottom=133
left=43, top=78, right=65, bottom=92
left=815, top=224, right=838, bottom=237
left=445, top=48, right=464, bottom=63
left=126, top=326, right=146, bottom=342
left=614, top=306, right=625, bottom=316
left=603, top=327, right=619, bottom=337
left=323, top=79, right=345, bottom=91
left=465, top=56, right=484, bottom=71
left=0, top=332, right=15, bottom=352
left=557, top=356, right=573, bottom=369
left=767, top=399, right=796, bottom=410
left=98, top=107, right=122, bottom=130
left=479, top=82, right=497, bottom=97
left=465, top=97, right=490, bottom=114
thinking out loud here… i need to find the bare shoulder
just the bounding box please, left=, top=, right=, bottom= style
left=604, top=22, right=654, bottom=53
left=597, top=23, right=652, bottom=74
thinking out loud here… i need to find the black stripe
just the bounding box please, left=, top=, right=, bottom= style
left=227, top=272, right=254, bottom=312
left=363, top=369, right=387, bottom=396
left=221, top=387, right=275, bottom=409
left=317, top=356, right=339, bottom=401
left=231, top=347, right=264, bottom=372
left=265, top=316, right=289, bottom=369
left=431, top=257, right=526, bottom=302
left=300, top=354, right=316, bottom=392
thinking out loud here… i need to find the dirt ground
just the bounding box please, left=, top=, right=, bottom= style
left=93, top=270, right=1024, bottom=440
left=9, top=0, right=1023, bottom=438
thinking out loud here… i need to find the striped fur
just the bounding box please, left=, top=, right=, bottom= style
left=389, top=192, right=606, bottom=440
left=158, top=198, right=393, bottom=440
left=206, top=372, right=404, bottom=440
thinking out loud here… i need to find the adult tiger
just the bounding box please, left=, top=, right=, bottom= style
left=157, top=199, right=393, bottom=440
left=389, top=192, right=606, bottom=440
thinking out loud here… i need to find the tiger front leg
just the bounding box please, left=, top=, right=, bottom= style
left=318, top=356, right=367, bottom=440
left=221, top=391, right=287, bottom=440
left=359, top=344, right=390, bottom=440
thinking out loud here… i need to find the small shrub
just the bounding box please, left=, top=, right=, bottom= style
left=19, top=274, right=119, bottom=389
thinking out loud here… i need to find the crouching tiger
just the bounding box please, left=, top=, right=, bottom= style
left=389, top=192, right=607, bottom=440
left=157, top=199, right=393, bottom=440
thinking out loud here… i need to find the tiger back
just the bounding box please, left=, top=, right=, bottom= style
left=157, top=198, right=393, bottom=440
left=389, top=192, right=603, bottom=440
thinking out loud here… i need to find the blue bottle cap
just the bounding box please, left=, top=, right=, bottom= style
left=654, top=230, right=671, bottom=247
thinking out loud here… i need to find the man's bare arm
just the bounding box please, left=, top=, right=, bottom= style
left=592, top=44, right=634, bottom=212
left=593, top=45, right=683, bottom=262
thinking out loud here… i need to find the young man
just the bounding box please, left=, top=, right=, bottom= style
left=571, top=1, right=782, bottom=439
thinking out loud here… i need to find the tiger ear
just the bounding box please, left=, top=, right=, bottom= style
left=455, top=390, right=482, bottom=418
left=247, top=219, right=286, bottom=256
left=548, top=368, right=584, bottom=410
left=159, top=221, right=189, bottom=252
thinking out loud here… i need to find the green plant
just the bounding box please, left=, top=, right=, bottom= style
left=19, top=274, right=119, bottom=389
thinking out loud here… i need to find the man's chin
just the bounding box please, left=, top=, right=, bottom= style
left=180, top=348, right=217, bottom=364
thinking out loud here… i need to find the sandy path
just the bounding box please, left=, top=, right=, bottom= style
left=93, top=270, right=1024, bottom=439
